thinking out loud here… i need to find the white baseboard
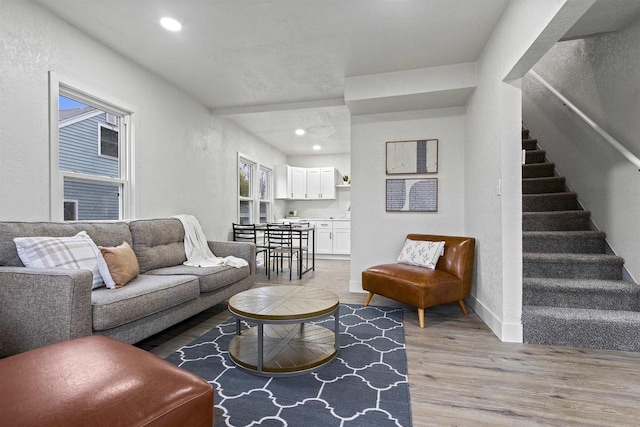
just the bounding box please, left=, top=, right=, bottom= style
left=315, top=254, right=350, bottom=260
left=468, top=296, right=522, bottom=343
left=349, top=279, right=366, bottom=293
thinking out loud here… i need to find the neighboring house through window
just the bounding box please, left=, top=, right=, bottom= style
left=50, top=74, right=135, bottom=221
left=99, top=122, right=119, bottom=159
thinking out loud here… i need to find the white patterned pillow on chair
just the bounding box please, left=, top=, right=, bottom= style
left=397, top=239, right=445, bottom=269
left=14, top=231, right=105, bottom=289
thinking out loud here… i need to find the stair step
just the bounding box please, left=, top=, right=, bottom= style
left=523, top=192, right=578, bottom=212
left=523, top=253, right=624, bottom=280
left=522, top=306, right=640, bottom=352
left=522, top=128, right=530, bottom=139
left=522, top=138, right=538, bottom=151
left=523, top=278, right=640, bottom=310
left=523, top=211, right=591, bottom=231
left=522, top=177, right=566, bottom=194
left=523, top=162, right=555, bottom=178
left=523, top=231, right=606, bottom=253
left=524, top=150, right=546, bottom=164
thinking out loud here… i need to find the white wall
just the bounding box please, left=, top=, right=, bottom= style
left=349, top=111, right=466, bottom=293
left=0, top=1, right=285, bottom=241
left=283, top=153, right=351, bottom=219
left=463, top=0, right=594, bottom=342
left=523, top=17, right=640, bottom=281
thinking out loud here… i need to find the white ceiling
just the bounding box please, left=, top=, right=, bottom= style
left=34, top=0, right=513, bottom=155
left=37, top=0, right=638, bottom=156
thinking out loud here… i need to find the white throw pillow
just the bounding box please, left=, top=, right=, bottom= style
left=14, top=231, right=105, bottom=289
left=397, top=239, right=445, bottom=269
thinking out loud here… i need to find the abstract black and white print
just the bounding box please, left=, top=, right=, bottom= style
left=386, top=178, right=437, bottom=212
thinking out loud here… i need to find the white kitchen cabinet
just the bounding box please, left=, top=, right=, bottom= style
left=306, top=167, right=337, bottom=199
left=314, top=220, right=334, bottom=253
left=312, top=220, right=350, bottom=255
left=332, top=221, right=351, bottom=254
left=275, top=165, right=306, bottom=199
left=306, top=168, right=321, bottom=199
left=275, top=165, right=337, bottom=200
left=290, top=167, right=306, bottom=199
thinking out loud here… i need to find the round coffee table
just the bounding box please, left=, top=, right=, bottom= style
left=228, top=285, right=340, bottom=376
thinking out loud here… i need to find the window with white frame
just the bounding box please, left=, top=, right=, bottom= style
left=259, top=166, right=271, bottom=223
left=51, top=76, right=134, bottom=221
left=238, top=155, right=272, bottom=225
left=239, top=159, right=254, bottom=225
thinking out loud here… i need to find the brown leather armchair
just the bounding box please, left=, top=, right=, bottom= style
left=362, top=234, right=476, bottom=328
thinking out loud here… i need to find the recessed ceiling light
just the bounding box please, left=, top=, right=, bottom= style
left=295, top=129, right=306, bottom=136
left=160, top=17, right=182, bottom=32
left=312, top=145, right=321, bottom=151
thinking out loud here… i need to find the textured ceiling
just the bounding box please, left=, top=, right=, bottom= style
left=34, top=0, right=512, bottom=154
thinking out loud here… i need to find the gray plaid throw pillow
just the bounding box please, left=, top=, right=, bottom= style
left=14, top=231, right=105, bottom=289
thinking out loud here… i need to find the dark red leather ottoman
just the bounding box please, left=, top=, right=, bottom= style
left=0, top=336, right=213, bottom=427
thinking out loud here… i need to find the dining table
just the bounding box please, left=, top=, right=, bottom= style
left=256, top=223, right=315, bottom=279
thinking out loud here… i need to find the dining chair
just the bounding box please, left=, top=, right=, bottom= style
left=232, top=223, right=268, bottom=274
left=266, top=223, right=303, bottom=280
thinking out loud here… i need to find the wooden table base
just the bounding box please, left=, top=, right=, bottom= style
left=229, top=323, right=338, bottom=375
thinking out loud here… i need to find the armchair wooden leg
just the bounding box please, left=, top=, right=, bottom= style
left=458, top=299, right=468, bottom=315
left=364, top=292, right=374, bottom=306
left=418, top=308, right=425, bottom=328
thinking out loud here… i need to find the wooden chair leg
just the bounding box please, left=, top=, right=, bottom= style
left=458, top=299, right=468, bottom=315
left=418, top=308, right=425, bottom=328
left=364, top=292, right=374, bottom=306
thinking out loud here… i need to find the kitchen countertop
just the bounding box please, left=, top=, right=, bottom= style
left=281, top=217, right=350, bottom=221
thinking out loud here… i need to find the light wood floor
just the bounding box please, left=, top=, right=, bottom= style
left=138, top=260, right=640, bottom=426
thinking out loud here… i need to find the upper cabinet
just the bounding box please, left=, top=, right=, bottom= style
left=275, top=165, right=339, bottom=200
left=306, top=167, right=336, bottom=200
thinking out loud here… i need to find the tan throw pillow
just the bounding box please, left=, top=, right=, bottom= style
left=98, top=241, right=140, bottom=288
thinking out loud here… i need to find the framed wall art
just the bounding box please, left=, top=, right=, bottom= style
left=386, top=178, right=438, bottom=212
left=386, top=139, right=438, bottom=174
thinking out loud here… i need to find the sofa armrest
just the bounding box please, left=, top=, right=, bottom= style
left=0, top=267, right=93, bottom=357
left=208, top=241, right=256, bottom=274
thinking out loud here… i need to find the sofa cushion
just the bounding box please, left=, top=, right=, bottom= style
left=14, top=231, right=105, bottom=289
left=91, top=274, right=199, bottom=331
left=0, top=221, right=132, bottom=267
left=129, top=218, right=187, bottom=273
left=99, top=241, right=140, bottom=288
left=145, top=264, right=250, bottom=293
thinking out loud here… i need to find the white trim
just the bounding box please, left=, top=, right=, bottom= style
left=349, top=279, right=366, bottom=293
left=467, top=295, right=523, bottom=343
left=61, top=171, right=126, bottom=185
left=49, top=72, right=61, bottom=221
left=529, top=70, right=640, bottom=171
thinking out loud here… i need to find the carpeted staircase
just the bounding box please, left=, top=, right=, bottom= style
left=521, top=127, right=640, bottom=352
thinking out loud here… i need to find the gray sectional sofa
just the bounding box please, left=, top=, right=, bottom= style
left=0, top=218, right=255, bottom=358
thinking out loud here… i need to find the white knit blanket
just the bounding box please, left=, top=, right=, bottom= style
left=173, top=214, right=248, bottom=268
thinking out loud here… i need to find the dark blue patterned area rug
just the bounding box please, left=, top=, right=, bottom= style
left=166, top=304, right=412, bottom=427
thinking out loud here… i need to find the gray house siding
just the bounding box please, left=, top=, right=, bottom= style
left=59, top=111, right=120, bottom=220
left=59, top=112, right=118, bottom=177
left=64, top=180, right=119, bottom=220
